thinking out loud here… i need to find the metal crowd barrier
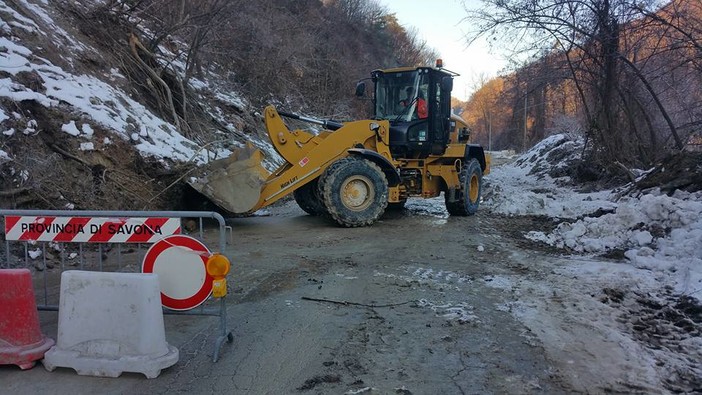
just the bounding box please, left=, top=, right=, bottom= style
left=1, top=209, right=233, bottom=362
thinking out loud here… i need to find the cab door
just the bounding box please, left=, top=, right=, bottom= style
left=428, top=71, right=452, bottom=155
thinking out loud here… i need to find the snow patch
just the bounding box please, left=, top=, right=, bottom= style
left=417, top=299, right=479, bottom=324
left=483, top=135, right=617, bottom=218
left=28, top=248, right=42, bottom=259
left=482, top=275, right=514, bottom=290
left=528, top=191, right=702, bottom=298
left=81, top=123, right=93, bottom=136
left=61, top=120, right=80, bottom=136
left=79, top=142, right=94, bottom=151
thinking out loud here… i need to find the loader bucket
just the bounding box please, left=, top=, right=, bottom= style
left=187, top=144, right=271, bottom=214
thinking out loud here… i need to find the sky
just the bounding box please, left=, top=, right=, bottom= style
left=377, top=0, right=507, bottom=101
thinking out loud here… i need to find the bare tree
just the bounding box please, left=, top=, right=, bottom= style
left=463, top=0, right=687, bottom=168
left=630, top=0, right=702, bottom=148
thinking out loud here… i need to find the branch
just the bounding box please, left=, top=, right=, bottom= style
left=49, top=144, right=90, bottom=167
left=301, top=296, right=413, bottom=308
left=614, top=161, right=636, bottom=183
left=617, top=54, right=684, bottom=150
left=0, top=186, right=32, bottom=197
left=129, top=33, right=182, bottom=131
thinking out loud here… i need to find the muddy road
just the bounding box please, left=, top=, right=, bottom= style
left=3, top=198, right=693, bottom=394
left=216, top=204, right=563, bottom=394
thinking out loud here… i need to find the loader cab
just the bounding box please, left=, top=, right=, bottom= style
left=369, top=65, right=455, bottom=159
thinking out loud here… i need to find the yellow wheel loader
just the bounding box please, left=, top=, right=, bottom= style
left=188, top=61, right=490, bottom=227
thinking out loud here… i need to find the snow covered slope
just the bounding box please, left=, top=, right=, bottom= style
left=0, top=0, right=282, bottom=210
left=484, top=133, right=702, bottom=301
left=0, top=0, right=236, bottom=164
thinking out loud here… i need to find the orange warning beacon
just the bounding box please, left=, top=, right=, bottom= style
left=206, top=254, right=231, bottom=298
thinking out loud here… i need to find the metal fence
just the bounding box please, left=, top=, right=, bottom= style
left=1, top=209, right=233, bottom=362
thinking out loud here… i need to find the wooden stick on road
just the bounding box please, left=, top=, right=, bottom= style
left=301, top=296, right=413, bottom=308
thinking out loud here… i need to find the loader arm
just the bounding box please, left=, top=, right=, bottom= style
left=187, top=106, right=391, bottom=215
left=251, top=106, right=391, bottom=210
left=264, top=106, right=321, bottom=166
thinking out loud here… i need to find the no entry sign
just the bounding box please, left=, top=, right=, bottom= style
left=3, top=216, right=181, bottom=243
left=141, top=235, right=214, bottom=311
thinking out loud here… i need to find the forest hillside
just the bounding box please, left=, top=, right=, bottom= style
left=457, top=0, right=701, bottom=184
left=0, top=0, right=436, bottom=210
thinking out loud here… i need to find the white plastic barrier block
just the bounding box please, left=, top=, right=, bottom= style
left=42, top=270, right=179, bottom=378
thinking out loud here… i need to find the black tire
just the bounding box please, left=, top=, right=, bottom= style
left=316, top=158, right=353, bottom=216
left=320, top=157, right=388, bottom=227
left=293, top=178, right=325, bottom=216
left=446, top=158, right=482, bottom=216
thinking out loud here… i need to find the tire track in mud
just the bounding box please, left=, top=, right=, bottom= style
left=606, top=289, right=702, bottom=393
left=288, top=261, right=565, bottom=394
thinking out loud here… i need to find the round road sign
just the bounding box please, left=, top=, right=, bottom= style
left=141, top=234, right=214, bottom=310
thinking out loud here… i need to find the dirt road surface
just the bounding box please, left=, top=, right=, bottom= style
left=1, top=198, right=689, bottom=394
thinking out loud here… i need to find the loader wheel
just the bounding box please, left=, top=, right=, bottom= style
left=293, top=178, right=325, bottom=216
left=445, top=158, right=482, bottom=216
left=320, top=157, right=388, bottom=227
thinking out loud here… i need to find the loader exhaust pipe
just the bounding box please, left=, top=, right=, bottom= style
left=278, top=110, right=344, bottom=131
